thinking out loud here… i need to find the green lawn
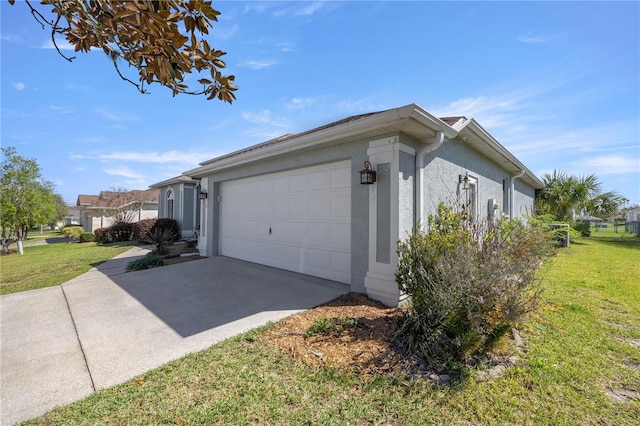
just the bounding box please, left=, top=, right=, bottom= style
left=20, top=233, right=640, bottom=425
left=0, top=241, right=136, bottom=295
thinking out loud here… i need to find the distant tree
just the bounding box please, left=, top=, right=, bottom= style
left=537, top=170, right=622, bottom=222
left=48, top=193, right=68, bottom=229
left=0, top=147, right=58, bottom=253
left=10, top=0, right=237, bottom=101
left=101, top=187, right=151, bottom=225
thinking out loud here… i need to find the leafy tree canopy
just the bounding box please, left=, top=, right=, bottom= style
left=537, top=170, right=622, bottom=222
left=11, top=0, right=237, bottom=101
left=1, top=147, right=64, bottom=253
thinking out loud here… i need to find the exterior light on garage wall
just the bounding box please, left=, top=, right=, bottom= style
left=459, top=172, right=470, bottom=190
left=359, top=161, right=377, bottom=185
left=198, top=188, right=208, bottom=199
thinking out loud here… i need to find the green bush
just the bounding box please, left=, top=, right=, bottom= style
left=94, top=222, right=134, bottom=244
left=133, top=218, right=157, bottom=242
left=304, top=317, right=361, bottom=338
left=61, top=226, right=83, bottom=240
left=94, top=227, right=113, bottom=244
left=79, top=232, right=95, bottom=243
left=575, top=221, right=591, bottom=237
left=395, top=203, right=554, bottom=364
left=150, top=219, right=180, bottom=243
left=126, top=254, right=164, bottom=272
left=145, top=226, right=178, bottom=255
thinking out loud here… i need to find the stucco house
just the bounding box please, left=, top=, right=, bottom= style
left=147, top=175, right=201, bottom=240
left=151, top=103, right=542, bottom=306
left=76, top=189, right=159, bottom=233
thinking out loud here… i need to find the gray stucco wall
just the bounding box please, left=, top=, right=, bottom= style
left=420, top=139, right=534, bottom=222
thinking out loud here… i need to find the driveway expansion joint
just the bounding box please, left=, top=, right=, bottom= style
left=60, top=284, right=96, bottom=392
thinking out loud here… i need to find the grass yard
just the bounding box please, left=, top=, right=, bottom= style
left=0, top=241, right=136, bottom=295
left=21, top=233, right=640, bottom=425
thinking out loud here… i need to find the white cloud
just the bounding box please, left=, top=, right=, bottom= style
left=276, top=42, right=295, bottom=52
left=285, top=97, right=315, bottom=109
left=13, top=82, right=25, bottom=91
left=293, top=2, right=323, bottom=16
left=517, top=32, right=550, bottom=44
left=95, top=107, right=140, bottom=122
left=242, top=110, right=273, bottom=125
left=104, top=166, right=145, bottom=179
left=216, top=24, right=238, bottom=40
left=40, top=38, right=75, bottom=50
left=576, top=154, right=640, bottom=175
left=71, top=149, right=224, bottom=166
left=1, top=34, right=21, bottom=42
left=238, top=59, right=278, bottom=70
left=49, top=105, right=75, bottom=114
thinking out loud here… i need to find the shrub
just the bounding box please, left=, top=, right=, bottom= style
left=94, top=227, right=113, bottom=244
left=133, top=218, right=157, bottom=242
left=395, top=203, right=554, bottom=364
left=79, top=232, right=95, bottom=243
left=94, top=222, right=134, bottom=244
left=61, top=226, right=83, bottom=240
left=150, top=218, right=180, bottom=242
left=126, top=254, right=164, bottom=272
left=109, top=221, right=134, bottom=242
left=575, top=221, right=591, bottom=237
left=303, top=317, right=360, bottom=338
left=145, top=226, right=178, bottom=255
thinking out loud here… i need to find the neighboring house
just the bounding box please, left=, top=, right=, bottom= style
left=151, top=103, right=542, bottom=306
left=76, top=189, right=159, bottom=233
left=625, top=206, right=640, bottom=223
left=149, top=176, right=201, bottom=240
left=59, top=205, right=81, bottom=228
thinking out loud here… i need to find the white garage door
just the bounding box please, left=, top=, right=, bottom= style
left=220, top=161, right=351, bottom=283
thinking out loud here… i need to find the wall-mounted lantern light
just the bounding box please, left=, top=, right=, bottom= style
left=359, top=161, right=377, bottom=185
left=459, top=172, right=470, bottom=190
left=198, top=188, right=208, bottom=199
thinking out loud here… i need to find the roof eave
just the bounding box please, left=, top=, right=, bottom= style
left=457, top=118, right=543, bottom=189
left=185, top=104, right=456, bottom=178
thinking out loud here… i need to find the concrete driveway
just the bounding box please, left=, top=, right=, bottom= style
left=1, top=248, right=349, bottom=425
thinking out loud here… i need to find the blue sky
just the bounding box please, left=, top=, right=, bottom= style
left=2, top=1, right=639, bottom=207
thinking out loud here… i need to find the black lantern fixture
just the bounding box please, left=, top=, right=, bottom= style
left=458, top=172, right=470, bottom=190
left=198, top=188, right=208, bottom=199
left=359, top=161, right=377, bottom=185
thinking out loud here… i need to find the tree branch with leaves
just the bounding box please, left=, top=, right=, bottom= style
left=11, top=0, right=238, bottom=101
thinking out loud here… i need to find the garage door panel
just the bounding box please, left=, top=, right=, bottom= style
left=308, top=196, right=330, bottom=217
left=330, top=223, right=351, bottom=250
left=331, top=193, right=350, bottom=217
left=331, top=167, right=350, bottom=188
left=289, top=197, right=307, bottom=217
left=308, top=169, right=330, bottom=190
left=221, top=161, right=351, bottom=284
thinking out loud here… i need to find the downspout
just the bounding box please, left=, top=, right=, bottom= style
left=415, top=131, right=445, bottom=229
left=510, top=170, right=525, bottom=220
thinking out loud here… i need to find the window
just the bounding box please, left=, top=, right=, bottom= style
left=460, top=174, right=478, bottom=221
left=166, top=189, right=174, bottom=219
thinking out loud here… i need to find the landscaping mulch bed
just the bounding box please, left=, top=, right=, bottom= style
left=261, top=293, right=443, bottom=380
left=262, top=292, right=525, bottom=382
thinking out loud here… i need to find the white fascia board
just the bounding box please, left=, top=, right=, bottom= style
left=461, top=119, right=543, bottom=188
left=409, top=104, right=458, bottom=139
left=185, top=104, right=456, bottom=178
left=149, top=176, right=199, bottom=189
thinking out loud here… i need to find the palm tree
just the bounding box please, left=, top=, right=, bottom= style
left=537, top=170, right=620, bottom=222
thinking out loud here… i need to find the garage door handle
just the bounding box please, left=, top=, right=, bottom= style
left=269, top=227, right=272, bottom=235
